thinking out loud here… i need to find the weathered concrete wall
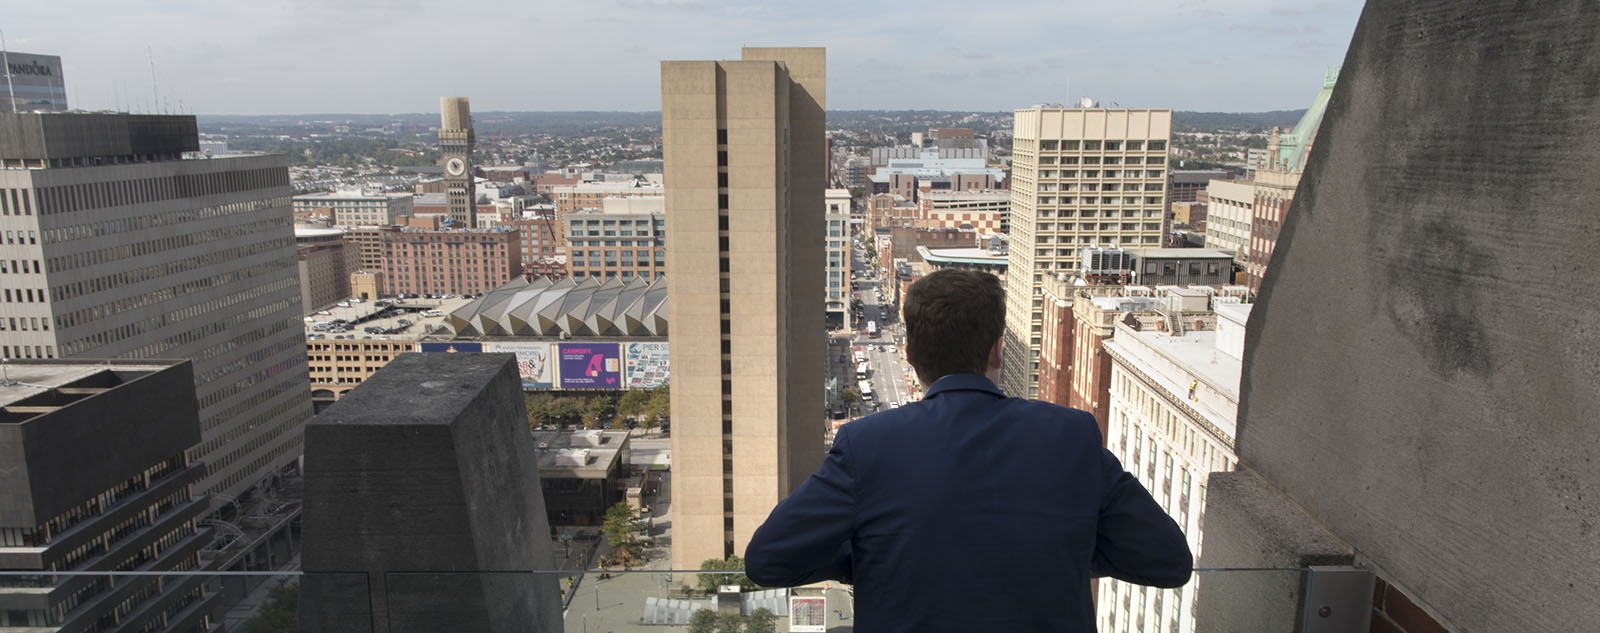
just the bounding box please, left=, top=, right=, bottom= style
left=1228, top=2, right=1600, bottom=632
left=300, top=353, right=561, bottom=633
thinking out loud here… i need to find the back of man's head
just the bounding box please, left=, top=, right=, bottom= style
left=902, top=269, right=1005, bottom=387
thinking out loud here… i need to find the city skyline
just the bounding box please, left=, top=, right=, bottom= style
left=6, top=0, right=1361, bottom=115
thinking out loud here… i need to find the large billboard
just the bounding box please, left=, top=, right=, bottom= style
left=485, top=342, right=557, bottom=389
left=558, top=343, right=620, bottom=389
left=418, top=342, right=482, bottom=354
left=2, top=53, right=68, bottom=113
left=624, top=342, right=670, bottom=389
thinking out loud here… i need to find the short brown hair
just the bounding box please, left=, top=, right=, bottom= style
left=902, top=269, right=1005, bottom=386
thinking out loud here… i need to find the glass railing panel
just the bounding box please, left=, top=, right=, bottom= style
left=378, top=568, right=1318, bottom=633
left=0, top=567, right=1346, bottom=632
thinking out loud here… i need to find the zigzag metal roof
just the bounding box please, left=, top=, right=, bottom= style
left=445, top=275, right=668, bottom=338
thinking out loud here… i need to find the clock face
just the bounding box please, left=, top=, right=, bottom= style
left=446, top=157, right=466, bottom=177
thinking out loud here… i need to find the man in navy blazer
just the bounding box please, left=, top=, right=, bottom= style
left=745, top=269, right=1192, bottom=632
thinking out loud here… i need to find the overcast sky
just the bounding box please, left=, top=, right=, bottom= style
left=6, top=0, right=1363, bottom=115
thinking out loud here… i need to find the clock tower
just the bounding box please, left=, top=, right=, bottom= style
left=439, top=97, right=476, bottom=227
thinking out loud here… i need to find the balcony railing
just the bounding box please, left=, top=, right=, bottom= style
left=0, top=567, right=1372, bottom=632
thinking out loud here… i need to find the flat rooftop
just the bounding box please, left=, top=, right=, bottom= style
left=305, top=297, right=476, bottom=342
left=1106, top=327, right=1240, bottom=441
left=531, top=429, right=630, bottom=478
left=0, top=361, right=173, bottom=423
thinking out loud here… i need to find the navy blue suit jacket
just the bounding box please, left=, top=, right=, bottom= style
left=745, top=374, right=1192, bottom=632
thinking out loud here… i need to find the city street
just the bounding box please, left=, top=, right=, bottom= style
left=847, top=239, right=917, bottom=415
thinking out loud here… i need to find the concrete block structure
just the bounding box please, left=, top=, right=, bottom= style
left=1197, top=2, right=1600, bottom=632
left=661, top=47, right=827, bottom=573
left=300, top=353, right=561, bottom=633
left=0, top=361, right=217, bottom=633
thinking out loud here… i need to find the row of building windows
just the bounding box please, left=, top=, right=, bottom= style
left=1030, top=139, right=1168, bottom=152
left=31, top=167, right=287, bottom=217
left=0, top=258, right=42, bottom=274
left=0, top=188, right=35, bottom=215
left=57, top=269, right=295, bottom=359
left=0, top=315, right=50, bottom=331
left=2, top=229, right=38, bottom=244
left=52, top=233, right=291, bottom=304
left=212, top=409, right=305, bottom=483
left=1035, top=209, right=1162, bottom=219
left=44, top=199, right=288, bottom=272
left=0, top=344, right=53, bottom=358
left=196, top=374, right=308, bottom=460
left=0, top=456, right=184, bottom=549
left=207, top=430, right=303, bottom=498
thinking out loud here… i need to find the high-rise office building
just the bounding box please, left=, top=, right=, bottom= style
left=1000, top=106, right=1172, bottom=397
left=0, top=113, right=312, bottom=504
left=825, top=188, right=852, bottom=328
left=661, top=47, right=826, bottom=571
left=439, top=97, right=476, bottom=227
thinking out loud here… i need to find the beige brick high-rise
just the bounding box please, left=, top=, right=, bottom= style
left=1000, top=107, right=1172, bottom=398
left=662, top=47, right=826, bottom=572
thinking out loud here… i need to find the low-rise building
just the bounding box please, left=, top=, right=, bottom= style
left=297, top=226, right=360, bottom=313
left=294, top=187, right=414, bottom=227
left=533, top=430, right=633, bottom=526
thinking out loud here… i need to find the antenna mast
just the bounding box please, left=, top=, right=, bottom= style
left=1, top=30, right=16, bottom=113
left=148, top=47, right=160, bottom=114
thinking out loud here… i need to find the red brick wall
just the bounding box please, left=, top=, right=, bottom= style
left=1372, top=576, right=1452, bottom=633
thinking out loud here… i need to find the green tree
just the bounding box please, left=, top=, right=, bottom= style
left=601, top=501, right=641, bottom=564
left=841, top=387, right=862, bottom=406
left=697, top=556, right=756, bottom=593
left=616, top=389, right=650, bottom=423
left=643, top=388, right=671, bottom=430
left=525, top=392, right=556, bottom=428
left=548, top=396, right=582, bottom=429
left=746, top=608, right=778, bottom=633
left=581, top=393, right=617, bottom=429
left=687, top=609, right=718, bottom=633
left=243, top=584, right=298, bottom=633
left=715, top=611, right=745, bottom=633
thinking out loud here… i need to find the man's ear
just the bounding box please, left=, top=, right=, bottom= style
left=987, top=337, right=1003, bottom=370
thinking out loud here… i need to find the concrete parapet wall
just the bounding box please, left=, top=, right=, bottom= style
left=1216, top=1, right=1600, bottom=632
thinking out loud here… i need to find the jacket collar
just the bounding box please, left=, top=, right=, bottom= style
left=923, top=373, right=1007, bottom=400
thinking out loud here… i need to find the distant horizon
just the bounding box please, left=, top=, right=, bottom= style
left=187, top=107, right=1309, bottom=118
left=9, top=0, right=1362, bottom=115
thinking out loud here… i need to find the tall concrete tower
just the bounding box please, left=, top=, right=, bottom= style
left=661, top=47, right=827, bottom=572
left=439, top=97, right=476, bottom=227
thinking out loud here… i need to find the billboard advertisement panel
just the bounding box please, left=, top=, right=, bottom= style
left=485, top=342, right=557, bottom=389
left=418, top=342, right=482, bottom=354
left=624, top=342, right=670, bottom=389
left=789, top=596, right=827, bottom=633
left=558, top=343, right=621, bottom=389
